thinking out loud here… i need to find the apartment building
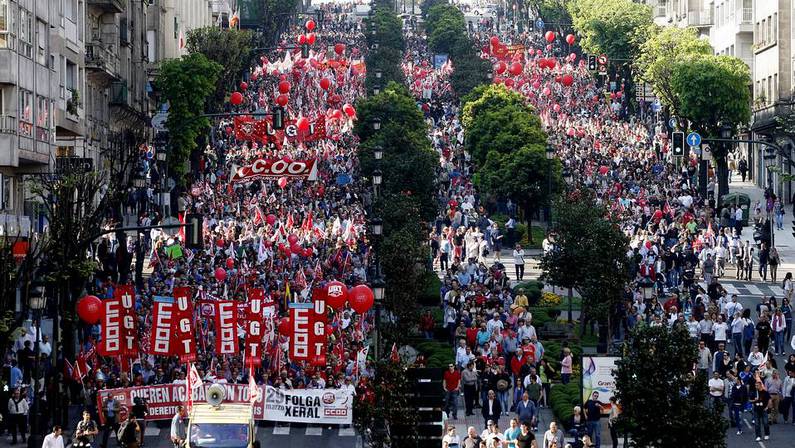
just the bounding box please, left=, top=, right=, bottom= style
left=146, top=0, right=216, bottom=66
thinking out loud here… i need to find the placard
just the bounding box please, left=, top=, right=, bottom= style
left=262, top=385, right=352, bottom=424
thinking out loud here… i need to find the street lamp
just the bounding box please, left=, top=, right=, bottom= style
left=375, top=69, right=383, bottom=79
left=545, top=145, right=555, bottom=229
left=371, top=217, right=383, bottom=236
left=372, top=169, right=383, bottom=186
left=373, top=145, right=384, bottom=161
left=27, top=289, right=46, bottom=448
left=372, top=118, right=381, bottom=131
left=371, top=276, right=386, bottom=360
left=373, top=84, right=381, bottom=95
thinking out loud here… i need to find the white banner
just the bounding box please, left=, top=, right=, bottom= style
left=263, top=385, right=353, bottom=424
left=582, top=356, right=619, bottom=415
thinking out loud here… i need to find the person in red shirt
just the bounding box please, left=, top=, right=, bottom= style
left=443, top=364, right=462, bottom=420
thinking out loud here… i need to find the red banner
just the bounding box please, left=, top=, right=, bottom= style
left=173, top=287, right=195, bottom=362
left=215, top=301, right=238, bottom=354
left=99, top=285, right=136, bottom=357
left=230, top=158, right=318, bottom=183
left=310, top=292, right=328, bottom=366
left=289, top=297, right=327, bottom=364
left=233, top=116, right=326, bottom=145
left=245, top=289, right=265, bottom=367
left=96, top=383, right=265, bottom=424
left=149, top=296, right=175, bottom=356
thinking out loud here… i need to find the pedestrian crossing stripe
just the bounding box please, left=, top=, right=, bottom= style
left=269, top=425, right=357, bottom=436
left=745, top=284, right=762, bottom=295
left=306, top=427, right=323, bottom=436
left=273, top=426, right=291, bottom=435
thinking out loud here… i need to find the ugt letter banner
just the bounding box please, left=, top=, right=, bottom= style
left=116, top=284, right=137, bottom=357
left=309, top=294, right=328, bottom=366
left=149, top=296, right=175, bottom=356
left=245, top=289, right=265, bottom=367
left=172, top=287, right=195, bottom=362
left=263, top=385, right=352, bottom=424
left=215, top=300, right=238, bottom=355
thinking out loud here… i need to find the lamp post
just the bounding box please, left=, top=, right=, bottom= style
left=372, top=118, right=381, bottom=131
left=27, top=289, right=46, bottom=448
left=373, top=145, right=384, bottom=161
left=372, top=169, right=383, bottom=197
left=764, top=147, right=778, bottom=249
left=545, top=145, right=555, bottom=230
left=371, top=217, right=383, bottom=236
left=371, top=277, right=386, bottom=360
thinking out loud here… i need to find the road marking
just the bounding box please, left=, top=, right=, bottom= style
left=723, top=283, right=740, bottom=294
left=339, top=427, right=356, bottom=436
left=273, top=425, right=291, bottom=435
left=769, top=285, right=784, bottom=296
left=144, top=427, right=160, bottom=436
left=746, top=284, right=763, bottom=295
left=305, top=427, right=323, bottom=436
left=743, top=418, right=768, bottom=448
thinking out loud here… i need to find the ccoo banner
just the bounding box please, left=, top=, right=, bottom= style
left=263, top=385, right=352, bottom=424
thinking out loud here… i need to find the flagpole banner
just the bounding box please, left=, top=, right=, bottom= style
left=173, top=287, right=196, bottom=362
left=309, top=293, right=328, bottom=366
left=116, top=285, right=137, bottom=357
left=99, top=295, right=124, bottom=356
left=215, top=300, right=239, bottom=354
left=230, top=159, right=318, bottom=183
left=245, top=289, right=265, bottom=366
left=289, top=303, right=313, bottom=362
left=149, top=296, right=175, bottom=356
left=96, top=383, right=266, bottom=424
left=263, top=385, right=352, bottom=424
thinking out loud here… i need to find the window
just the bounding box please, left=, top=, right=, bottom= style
left=743, top=0, right=752, bottom=22
left=18, top=89, right=31, bottom=122
left=173, top=17, right=178, bottom=39
left=1, top=175, right=11, bottom=211
left=773, top=13, right=777, bottom=43
left=64, top=0, right=76, bottom=22
left=36, top=95, right=47, bottom=126
left=773, top=73, right=778, bottom=101
left=36, top=20, right=46, bottom=65
left=0, top=0, right=8, bottom=48
left=18, top=7, right=30, bottom=57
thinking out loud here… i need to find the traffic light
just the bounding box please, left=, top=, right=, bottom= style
left=301, top=43, right=309, bottom=59
left=185, top=213, right=203, bottom=250
left=273, top=106, right=284, bottom=130
left=587, top=54, right=597, bottom=71
left=528, top=19, right=534, bottom=32
left=672, top=131, right=685, bottom=157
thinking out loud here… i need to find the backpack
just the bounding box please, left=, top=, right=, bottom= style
left=743, top=321, right=755, bottom=340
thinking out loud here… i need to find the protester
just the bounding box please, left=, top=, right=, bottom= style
left=41, top=426, right=64, bottom=448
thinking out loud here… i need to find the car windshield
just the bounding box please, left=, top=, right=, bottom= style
left=189, top=423, right=249, bottom=448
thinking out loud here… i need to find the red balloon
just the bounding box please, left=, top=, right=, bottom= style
left=278, top=176, right=288, bottom=189
left=319, top=78, right=331, bottom=90
left=542, top=87, right=551, bottom=96
left=342, top=103, right=356, bottom=117
left=230, top=91, right=244, bottom=105
left=546, top=58, right=556, bottom=69
left=298, top=34, right=307, bottom=45
left=215, top=267, right=227, bottom=282
left=599, top=165, right=609, bottom=175
left=562, top=74, right=574, bottom=86
left=545, top=31, right=556, bottom=42
left=325, top=281, right=348, bottom=310
left=306, top=20, right=316, bottom=31
left=495, top=61, right=507, bottom=74
left=553, top=104, right=561, bottom=113
left=616, top=91, right=623, bottom=98
left=304, top=246, right=314, bottom=257
left=567, top=128, right=576, bottom=137
left=566, top=34, right=576, bottom=45
left=226, top=257, right=235, bottom=269
left=278, top=81, right=291, bottom=94
left=276, top=94, right=289, bottom=107
left=266, top=214, right=277, bottom=225
left=296, top=116, right=310, bottom=132
left=331, top=109, right=343, bottom=120
left=349, top=285, right=375, bottom=314
left=504, top=78, right=515, bottom=88
left=490, top=36, right=500, bottom=46
left=532, top=81, right=541, bottom=90
left=287, top=234, right=299, bottom=245
left=509, top=62, right=523, bottom=76
left=536, top=49, right=543, bottom=56
left=554, top=75, right=562, bottom=84
left=290, top=243, right=302, bottom=255
left=77, top=295, right=102, bottom=324
left=278, top=317, right=292, bottom=335
left=240, top=81, right=248, bottom=91
left=307, top=33, right=316, bottom=45
left=334, top=43, right=346, bottom=55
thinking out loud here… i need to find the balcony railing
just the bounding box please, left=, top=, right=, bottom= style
left=85, top=43, right=119, bottom=79
left=752, top=99, right=793, bottom=125
left=87, top=0, right=126, bottom=13
left=0, top=115, right=17, bottom=134
left=686, top=10, right=712, bottom=27
left=742, top=8, right=753, bottom=23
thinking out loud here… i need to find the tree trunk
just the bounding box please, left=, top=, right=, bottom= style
left=716, top=156, right=730, bottom=200
left=524, top=200, right=534, bottom=244
left=567, top=287, right=573, bottom=323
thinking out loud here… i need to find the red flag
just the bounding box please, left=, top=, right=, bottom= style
left=249, top=362, right=261, bottom=404
left=285, top=213, right=294, bottom=230
left=314, top=260, right=323, bottom=279
left=178, top=212, right=186, bottom=243
left=294, top=268, right=308, bottom=290
left=390, top=343, right=400, bottom=363
left=253, top=206, right=264, bottom=226
left=663, top=200, right=674, bottom=218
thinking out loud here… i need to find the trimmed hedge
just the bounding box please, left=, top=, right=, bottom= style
left=513, top=280, right=544, bottom=304
left=415, top=340, right=455, bottom=368
left=549, top=379, right=581, bottom=428
left=418, top=271, right=442, bottom=306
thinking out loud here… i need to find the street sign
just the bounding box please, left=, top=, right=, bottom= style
left=56, top=157, right=93, bottom=174
left=668, top=118, right=677, bottom=129
left=651, top=101, right=661, bottom=113
left=598, top=54, right=608, bottom=65
left=686, top=132, right=702, bottom=147
left=151, top=111, right=169, bottom=132
left=598, top=65, right=607, bottom=76
left=535, top=18, right=545, bottom=30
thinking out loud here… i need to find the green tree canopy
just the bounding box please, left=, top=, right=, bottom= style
left=615, top=324, right=728, bottom=447
left=568, top=0, right=652, bottom=61
left=186, top=27, right=254, bottom=112
left=635, top=26, right=713, bottom=116
left=156, top=53, right=222, bottom=182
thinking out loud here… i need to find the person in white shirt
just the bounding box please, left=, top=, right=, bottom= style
left=713, top=315, right=729, bottom=347
left=42, top=426, right=64, bottom=448
left=512, top=244, right=526, bottom=281
left=747, top=346, right=765, bottom=368
left=442, top=426, right=461, bottom=448
left=708, top=372, right=725, bottom=410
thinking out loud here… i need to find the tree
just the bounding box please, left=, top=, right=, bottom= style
left=567, top=0, right=652, bottom=61
left=156, top=53, right=223, bottom=183
left=530, top=0, right=573, bottom=26
left=670, top=54, right=752, bottom=198
left=635, top=26, right=712, bottom=117
left=615, top=324, right=728, bottom=447
left=186, top=27, right=254, bottom=113
left=540, top=192, right=630, bottom=340
left=354, top=360, right=418, bottom=448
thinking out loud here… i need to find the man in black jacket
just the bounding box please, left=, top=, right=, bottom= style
left=729, top=375, right=748, bottom=435
left=481, top=389, right=502, bottom=428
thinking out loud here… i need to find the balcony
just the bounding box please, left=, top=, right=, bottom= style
left=87, top=0, right=126, bottom=13
left=85, top=43, right=120, bottom=85
left=686, top=10, right=712, bottom=28
left=110, top=81, right=129, bottom=107
left=752, top=99, right=793, bottom=132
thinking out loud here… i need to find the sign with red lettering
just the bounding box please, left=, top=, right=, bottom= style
left=309, top=296, right=328, bottom=366
left=172, top=287, right=195, bottom=362
left=215, top=301, right=238, bottom=354
left=230, top=159, right=318, bottom=183
left=149, top=296, right=175, bottom=356
left=245, top=289, right=265, bottom=367
left=99, top=297, right=123, bottom=356
left=289, top=303, right=312, bottom=361
left=116, top=285, right=137, bottom=357
left=234, top=116, right=326, bottom=145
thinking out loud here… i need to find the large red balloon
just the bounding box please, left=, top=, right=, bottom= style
left=562, top=74, right=574, bottom=86
left=278, top=81, right=291, bottom=94
left=226, top=257, right=235, bottom=269
left=599, top=165, right=609, bottom=175
left=277, top=176, right=288, bottom=189
left=266, top=214, right=277, bottom=225
left=319, top=78, right=331, bottom=90
left=349, top=285, right=375, bottom=314
left=296, top=116, right=310, bottom=132
left=542, top=87, right=551, bottom=96
left=566, top=34, right=576, bottom=45
left=504, top=78, right=515, bottom=88
left=230, top=91, right=244, bottom=105
left=240, top=81, right=248, bottom=91
left=278, top=317, right=292, bottom=335
left=325, top=280, right=348, bottom=310
left=287, top=234, right=299, bottom=245
left=342, top=103, right=356, bottom=117
left=215, top=267, right=227, bottom=282
left=298, top=34, right=307, bottom=45
left=307, top=33, right=316, bottom=45
left=77, top=295, right=102, bottom=324
left=545, top=31, right=556, bottom=42
left=509, top=62, right=523, bottom=76
left=276, top=94, right=289, bottom=107
left=305, top=20, right=316, bottom=31
left=495, top=61, right=506, bottom=74
left=334, top=43, right=346, bottom=55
